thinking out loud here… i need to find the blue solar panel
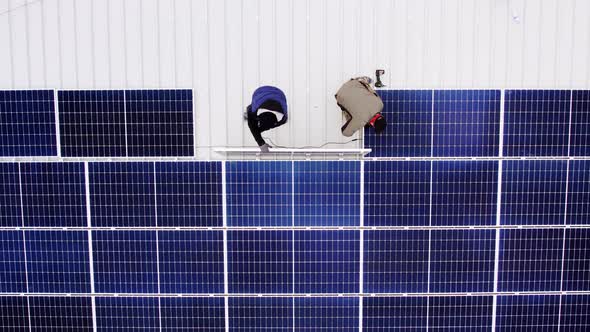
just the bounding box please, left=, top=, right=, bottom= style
left=432, top=161, right=498, bottom=226
left=504, top=90, right=570, bottom=157
left=501, top=160, right=567, bottom=225
left=228, top=230, right=292, bottom=293
left=58, top=90, right=126, bottom=157
left=92, top=231, right=158, bottom=293
left=158, top=231, right=224, bottom=294
left=294, top=161, right=360, bottom=227
left=0, top=297, right=29, bottom=331
left=229, top=297, right=292, bottom=331
left=571, top=90, right=590, bottom=156
left=0, top=231, right=26, bottom=293
left=160, top=297, right=225, bottom=331
left=295, top=230, right=359, bottom=294
left=366, top=90, right=432, bottom=157
left=364, top=161, right=430, bottom=227
left=567, top=160, right=590, bottom=225
left=30, top=296, right=93, bottom=331
left=90, top=162, right=156, bottom=227
left=498, top=229, right=563, bottom=292
left=26, top=231, right=90, bottom=293
left=364, top=230, right=428, bottom=293
left=433, top=90, right=501, bottom=157
left=125, top=89, right=194, bottom=157
left=563, top=228, right=590, bottom=291
left=96, top=297, right=159, bottom=331
left=227, top=161, right=292, bottom=227
left=294, top=297, right=358, bottom=331
left=560, top=295, right=590, bottom=330
left=497, top=295, right=559, bottom=330
left=428, top=296, right=493, bottom=331
left=0, top=90, right=57, bottom=157
left=21, top=162, right=87, bottom=227
left=155, top=162, right=222, bottom=227
left=363, top=297, right=427, bottom=331
left=430, top=230, right=495, bottom=293
left=0, top=163, right=21, bottom=227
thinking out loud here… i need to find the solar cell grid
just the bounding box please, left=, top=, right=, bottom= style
left=366, top=90, right=432, bottom=157
left=364, top=161, right=430, bottom=227
left=229, top=297, right=292, bottom=331
left=503, top=90, right=571, bottom=157
left=433, top=90, right=501, bottom=157
left=0, top=163, right=21, bottom=227
left=496, top=295, right=560, bottom=331
left=294, top=297, right=358, bottom=331
left=125, top=89, right=194, bottom=157
left=0, top=90, right=57, bottom=157
left=0, top=296, right=29, bottom=331
left=363, top=297, right=427, bottom=331
left=58, top=90, right=126, bottom=157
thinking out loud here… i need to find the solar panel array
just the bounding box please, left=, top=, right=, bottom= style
left=0, top=89, right=589, bottom=331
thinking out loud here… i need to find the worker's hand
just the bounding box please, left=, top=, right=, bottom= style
left=260, top=144, right=270, bottom=153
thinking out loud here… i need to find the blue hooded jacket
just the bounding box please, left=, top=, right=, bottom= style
left=247, top=86, right=288, bottom=146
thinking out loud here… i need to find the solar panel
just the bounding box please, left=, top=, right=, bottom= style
left=58, top=90, right=126, bottom=157
left=294, top=161, right=360, bottom=227
left=90, top=162, right=156, bottom=227
left=0, top=231, right=26, bottom=293
left=429, top=230, right=495, bottom=293
left=294, top=230, right=359, bottom=294
left=570, top=90, right=590, bottom=156
left=366, top=90, right=432, bottom=157
left=567, top=160, right=590, bottom=225
left=155, top=162, right=222, bottom=227
left=229, top=297, right=292, bottom=331
left=160, top=297, right=225, bottom=331
left=560, top=295, right=590, bottom=330
left=96, top=297, right=159, bottom=331
left=92, top=230, right=158, bottom=294
left=0, top=90, right=57, bottom=157
left=364, top=161, right=430, bottom=227
left=433, top=90, right=500, bottom=157
left=20, top=162, right=87, bottom=227
left=498, top=229, right=563, bottom=292
left=563, top=228, right=590, bottom=291
left=364, top=230, right=428, bottom=293
left=1, top=88, right=589, bottom=330
left=26, top=231, right=91, bottom=293
left=496, top=295, right=560, bottom=330
left=125, top=89, right=194, bottom=157
left=0, top=296, right=29, bottom=331
left=227, top=230, right=292, bottom=294
left=227, top=161, right=292, bottom=227
left=294, top=297, right=359, bottom=331
left=503, top=90, right=570, bottom=157
left=431, top=161, right=498, bottom=226
left=363, top=297, right=427, bottom=330
left=428, top=296, right=493, bottom=331
left=0, top=163, right=21, bottom=227
left=158, top=230, right=224, bottom=294
left=501, top=160, right=567, bottom=225
left=29, top=296, right=93, bottom=331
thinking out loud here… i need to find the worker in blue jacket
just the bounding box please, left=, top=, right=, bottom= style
left=245, top=86, right=288, bottom=152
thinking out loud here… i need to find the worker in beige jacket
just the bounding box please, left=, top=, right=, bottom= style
left=335, top=76, right=387, bottom=137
